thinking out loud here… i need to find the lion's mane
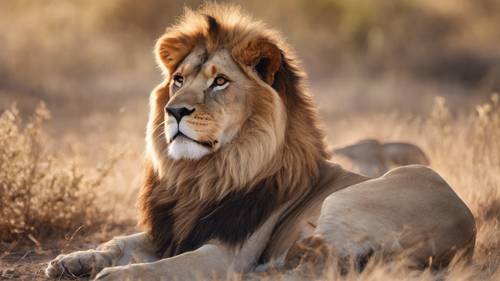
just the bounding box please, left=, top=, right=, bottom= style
left=139, top=4, right=328, bottom=257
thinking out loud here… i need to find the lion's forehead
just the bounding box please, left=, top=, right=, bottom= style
left=178, top=46, right=206, bottom=75
left=178, top=48, right=242, bottom=80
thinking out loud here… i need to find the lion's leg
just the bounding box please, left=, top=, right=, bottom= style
left=92, top=208, right=285, bottom=281
left=45, top=232, right=157, bottom=278
left=93, top=244, right=231, bottom=281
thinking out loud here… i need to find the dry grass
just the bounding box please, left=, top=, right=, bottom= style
left=0, top=104, right=119, bottom=244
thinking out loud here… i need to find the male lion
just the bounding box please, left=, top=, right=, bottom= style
left=46, top=4, right=475, bottom=280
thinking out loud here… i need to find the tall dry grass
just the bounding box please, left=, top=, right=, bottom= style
left=0, top=104, right=118, bottom=243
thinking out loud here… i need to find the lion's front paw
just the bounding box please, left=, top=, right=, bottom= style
left=45, top=250, right=112, bottom=278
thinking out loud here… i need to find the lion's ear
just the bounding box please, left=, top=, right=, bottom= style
left=155, top=34, right=195, bottom=75
left=236, top=39, right=282, bottom=85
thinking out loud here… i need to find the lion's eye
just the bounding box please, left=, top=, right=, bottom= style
left=211, top=75, right=230, bottom=91
left=173, top=75, right=184, bottom=88
left=215, top=76, right=227, bottom=86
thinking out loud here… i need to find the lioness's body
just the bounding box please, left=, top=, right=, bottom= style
left=45, top=4, right=475, bottom=281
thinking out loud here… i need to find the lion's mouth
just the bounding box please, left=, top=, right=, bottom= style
left=172, top=132, right=215, bottom=149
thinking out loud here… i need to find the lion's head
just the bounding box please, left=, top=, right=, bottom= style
left=145, top=4, right=327, bottom=201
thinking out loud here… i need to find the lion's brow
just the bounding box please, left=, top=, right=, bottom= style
left=198, top=49, right=208, bottom=65
left=179, top=56, right=206, bottom=78
left=189, top=50, right=209, bottom=77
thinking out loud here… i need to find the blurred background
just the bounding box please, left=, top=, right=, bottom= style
left=2, top=0, right=500, bottom=118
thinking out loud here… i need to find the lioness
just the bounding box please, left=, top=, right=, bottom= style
left=332, top=139, right=430, bottom=177
left=46, top=4, right=475, bottom=280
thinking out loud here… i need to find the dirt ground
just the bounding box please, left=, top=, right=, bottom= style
left=0, top=223, right=138, bottom=281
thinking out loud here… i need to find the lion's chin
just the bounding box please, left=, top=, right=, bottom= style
left=167, top=136, right=211, bottom=160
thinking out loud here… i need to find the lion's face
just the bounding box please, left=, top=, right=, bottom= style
left=158, top=40, right=287, bottom=161
left=164, top=47, right=255, bottom=160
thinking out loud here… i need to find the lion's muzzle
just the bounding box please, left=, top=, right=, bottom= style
left=164, top=105, right=220, bottom=160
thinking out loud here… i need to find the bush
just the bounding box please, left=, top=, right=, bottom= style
left=0, top=104, right=116, bottom=243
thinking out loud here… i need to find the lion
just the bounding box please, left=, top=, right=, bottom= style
left=331, top=139, right=430, bottom=177
left=45, top=4, right=475, bottom=280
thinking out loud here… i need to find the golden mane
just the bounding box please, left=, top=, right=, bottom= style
left=139, top=3, right=328, bottom=256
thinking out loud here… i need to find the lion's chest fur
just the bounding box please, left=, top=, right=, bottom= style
left=143, top=177, right=281, bottom=258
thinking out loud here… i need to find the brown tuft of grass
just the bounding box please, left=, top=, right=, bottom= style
left=0, top=104, right=118, bottom=243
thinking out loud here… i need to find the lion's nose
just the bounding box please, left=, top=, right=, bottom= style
left=165, top=106, right=195, bottom=122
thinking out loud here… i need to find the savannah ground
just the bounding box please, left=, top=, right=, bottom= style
left=1, top=1, right=499, bottom=280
